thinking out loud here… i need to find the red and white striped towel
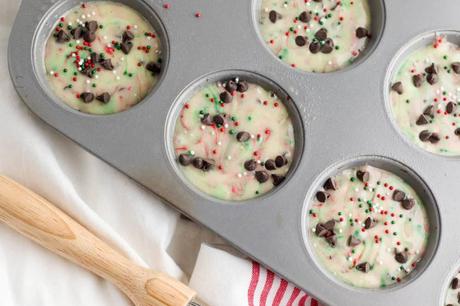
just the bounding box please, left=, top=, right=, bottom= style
left=189, top=244, right=321, bottom=306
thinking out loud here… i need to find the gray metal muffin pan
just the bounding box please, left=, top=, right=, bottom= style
left=7, top=0, right=460, bottom=305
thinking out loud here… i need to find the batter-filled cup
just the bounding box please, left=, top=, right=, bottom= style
left=445, top=272, right=460, bottom=306
left=389, top=33, right=460, bottom=156
left=43, top=1, right=162, bottom=115
left=172, top=77, right=296, bottom=201
left=307, top=165, right=429, bottom=288
left=257, top=0, right=371, bottom=73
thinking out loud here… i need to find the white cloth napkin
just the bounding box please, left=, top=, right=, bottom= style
left=0, top=1, right=319, bottom=306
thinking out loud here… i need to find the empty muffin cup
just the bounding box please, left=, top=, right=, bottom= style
left=42, top=1, right=164, bottom=115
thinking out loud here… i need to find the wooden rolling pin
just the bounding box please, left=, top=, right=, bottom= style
left=0, top=175, right=205, bottom=306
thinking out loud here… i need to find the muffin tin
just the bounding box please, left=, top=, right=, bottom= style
left=8, top=0, right=460, bottom=305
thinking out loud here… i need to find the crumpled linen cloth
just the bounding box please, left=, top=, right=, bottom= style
left=0, top=1, right=319, bottom=306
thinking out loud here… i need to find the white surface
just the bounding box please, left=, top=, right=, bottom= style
left=0, top=1, right=318, bottom=306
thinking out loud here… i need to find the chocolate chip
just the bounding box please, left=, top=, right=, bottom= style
left=356, top=170, right=369, bottom=183
left=412, top=74, right=424, bottom=87
left=244, top=159, right=257, bottom=171
left=323, top=177, right=337, bottom=191
left=452, top=277, right=459, bottom=289
left=395, top=251, right=408, bottom=264
left=200, top=113, right=213, bottom=126
left=309, top=41, right=321, bottom=54
left=80, top=66, right=94, bottom=78
left=236, top=131, right=251, bottom=142
left=392, top=189, right=406, bottom=202
left=71, top=26, right=84, bottom=39
left=202, top=159, right=215, bottom=172
left=275, top=155, right=287, bottom=168
left=122, top=30, right=135, bottom=42
left=121, top=41, right=133, bottom=54
left=423, top=105, right=435, bottom=117
left=446, top=101, right=457, bottom=114
left=455, top=128, right=460, bottom=136
left=314, top=28, right=328, bottom=41
left=219, top=91, right=233, bottom=103
left=265, top=159, right=276, bottom=170
left=364, top=217, right=375, bottom=229
left=225, top=80, right=237, bottom=93
left=347, top=235, right=361, bottom=247
left=56, top=30, right=70, bottom=43
left=192, top=157, right=204, bottom=170
left=85, top=21, right=98, bottom=32
left=316, top=191, right=328, bottom=203
left=272, top=174, right=285, bottom=186
left=255, top=171, right=270, bottom=183
left=391, top=82, right=404, bottom=95
left=269, top=10, right=281, bottom=23
left=416, top=114, right=429, bottom=125
left=419, top=130, right=432, bottom=142
left=401, top=198, right=415, bottom=210
left=80, top=92, right=94, bottom=103
left=298, top=11, right=311, bottom=23
left=429, top=133, right=440, bottom=144
left=178, top=154, right=193, bottom=166
left=355, top=27, right=368, bottom=38
left=320, top=38, right=334, bottom=54
left=325, top=234, right=337, bottom=247
left=90, top=52, right=100, bottom=64
left=83, top=30, right=96, bottom=43
left=315, top=223, right=329, bottom=237
left=356, top=262, right=370, bottom=273
left=425, top=63, right=438, bottom=74
left=146, top=62, right=161, bottom=74
left=324, top=219, right=335, bottom=230
left=96, top=92, right=110, bottom=103
left=295, top=36, right=308, bottom=47
left=452, top=62, right=460, bottom=74
left=427, top=73, right=439, bottom=85
left=100, top=59, right=114, bottom=70
left=213, top=114, right=225, bottom=126
left=237, top=81, right=249, bottom=93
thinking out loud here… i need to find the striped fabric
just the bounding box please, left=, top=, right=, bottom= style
left=248, top=262, right=319, bottom=306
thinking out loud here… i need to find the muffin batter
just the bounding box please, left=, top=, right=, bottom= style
left=390, top=35, right=460, bottom=156
left=445, top=272, right=460, bottom=306
left=258, top=0, right=371, bottom=73
left=44, top=2, right=162, bottom=114
left=308, top=165, right=429, bottom=288
left=173, top=78, right=295, bottom=201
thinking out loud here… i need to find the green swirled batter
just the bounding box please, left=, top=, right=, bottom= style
left=308, top=165, right=429, bottom=288
left=44, top=1, right=162, bottom=114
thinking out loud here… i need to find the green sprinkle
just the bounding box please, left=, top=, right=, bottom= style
left=58, top=22, right=63, bottom=27
left=128, top=73, right=133, bottom=77
left=247, top=116, right=252, bottom=121
left=63, top=68, right=68, bottom=73
left=350, top=177, right=356, bottom=182
left=92, top=83, right=96, bottom=88
left=99, top=24, right=103, bottom=29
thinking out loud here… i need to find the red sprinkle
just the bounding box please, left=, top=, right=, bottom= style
left=195, top=11, right=201, bottom=18
left=163, top=3, right=171, bottom=9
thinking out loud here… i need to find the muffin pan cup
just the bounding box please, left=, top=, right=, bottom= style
left=8, top=0, right=460, bottom=305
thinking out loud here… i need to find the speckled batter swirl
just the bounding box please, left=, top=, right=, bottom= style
left=308, top=165, right=429, bottom=288
left=173, top=79, right=295, bottom=201
left=258, top=0, right=371, bottom=73
left=44, top=1, right=162, bottom=115
left=390, top=35, right=460, bottom=156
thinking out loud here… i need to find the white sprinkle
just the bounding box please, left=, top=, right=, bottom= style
left=217, top=141, right=222, bottom=146
left=190, top=150, right=195, bottom=155
left=116, top=76, right=120, bottom=80
left=76, top=40, right=81, bottom=44
left=81, top=14, right=86, bottom=19
left=257, top=160, right=262, bottom=164
left=227, top=155, right=232, bottom=160
left=103, top=35, right=108, bottom=40
left=121, top=57, right=125, bottom=61
left=147, top=36, right=152, bottom=41
left=78, top=67, right=82, bottom=71
left=49, top=70, right=54, bottom=75
left=113, top=70, right=117, bottom=74
left=95, top=75, right=99, bottom=79
left=243, top=172, right=248, bottom=176
left=237, top=173, right=242, bottom=178
left=68, top=22, right=73, bottom=26
left=312, top=228, right=316, bottom=233
left=251, top=134, right=255, bottom=139
left=224, top=123, right=229, bottom=128
left=134, top=25, right=138, bottom=29
left=339, top=229, right=343, bottom=233
left=86, top=79, right=90, bottom=84
left=200, top=125, right=205, bottom=130
left=92, top=11, right=96, bottom=16
left=328, top=60, right=333, bottom=65
left=379, top=260, right=383, bottom=265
